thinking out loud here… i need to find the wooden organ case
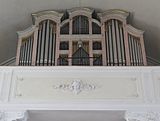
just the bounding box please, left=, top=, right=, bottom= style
left=16, top=8, right=147, bottom=66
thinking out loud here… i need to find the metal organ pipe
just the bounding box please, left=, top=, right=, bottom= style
left=105, top=19, right=127, bottom=66
left=52, top=25, right=56, bottom=66
left=36, top=24, right=41, bottom=65
left=35, top=20, right=57, bottom=66
left=115, top=20, right=121, bottom=66
left=108, top=21, right=113, bottom=65
left=128, top=34, right=144, bottom=66
left=19, top=36, right=33, bottom=66
left=119, top=24, right=126, bottom=65
left=47, top=20, right=51, bottom=65
left=41, top=21, right=46, bottom=65
left=111, top=20, right=117, bottom=65
left=45, top=20, right=50, bottom=65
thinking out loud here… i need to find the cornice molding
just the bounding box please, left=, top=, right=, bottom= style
left=127, top=25, right=144, bottom=37
left=0, top=111, right=28, bottom=121
left=98, top=9, right=129, bottom=23
left=67, top=7, right=94, bottom=15
left=32, top=10, right=63, bottom=25
left=17, top=25, right=37, bottom=39
left=100, top=9, right=129, bottom=17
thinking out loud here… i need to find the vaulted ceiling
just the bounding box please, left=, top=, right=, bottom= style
left=0, top=0, right=160, bottom=63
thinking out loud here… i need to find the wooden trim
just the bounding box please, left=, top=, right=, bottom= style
left=92, top=19, right=101, bottom=27
left=69, top=18, right=72, bottom=35
left=15, top=38, right=22, bottom=65
left=123, top=23, right=131, bottom=66
left=126, top=25, right=144, bottom=37
left=140, top=35, right=147, bottom=66
left=99, top=9, right=129, bottom=22
left=89, top=17, right=92, bottom=35
left=89, top=16, right=93, bottom=65
left=101, top=22, right=107, bottom=66
left=60, top=35, right=102, bottom=40
left=32, top=11, right=63, bottom=25
left=68, top=8, right=93, bottom=19
left=68, top=18, right=73, bottom=66
left=55, top=23, right=60, bottom=66
left=60, top=19, right=70, bottom=27
left=101, top=15, right=128, bottom=25
left=68, top=40, right=72, bottom=66
left=89, top=40, right=93, bottom=66
left=31, top=27, right=39, bottom=66
left=17, top=25, right=36, bottom=39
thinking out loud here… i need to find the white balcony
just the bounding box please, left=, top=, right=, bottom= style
left=0, top=66, right=160, bottom=121
left=0, top=66, right=159, bottom=109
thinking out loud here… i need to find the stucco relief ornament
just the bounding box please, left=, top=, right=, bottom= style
left=125, top=111, right=160, bottom=121
left=0, top=111, right=28, bottom=121
left=53, top=80, right=96, bottom=95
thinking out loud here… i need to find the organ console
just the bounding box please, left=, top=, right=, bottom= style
left=16, top=8, right=147, bottom=66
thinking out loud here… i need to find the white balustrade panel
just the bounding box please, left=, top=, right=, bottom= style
left=152, top=69, right=160, bottom=102
left=0, top=67, right=159, bottom=111
left=8, top=67, right=143, bottom=102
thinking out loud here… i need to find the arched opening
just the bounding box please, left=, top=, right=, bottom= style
left=72, top=15, right=89, bottom=34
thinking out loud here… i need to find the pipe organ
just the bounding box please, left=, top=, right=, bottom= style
left=16, top=8, right=147, bottom=66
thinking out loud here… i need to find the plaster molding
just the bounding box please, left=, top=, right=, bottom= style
left=0, top=111, right=28, bottom=121
left=53, top=80, right=96, bottom=95
left=125, top=111, right=160, bottom=121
